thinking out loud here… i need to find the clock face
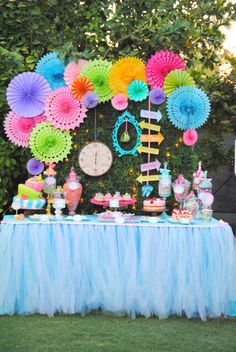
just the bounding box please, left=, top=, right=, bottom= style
left=78, top=141, right=113, bottom=177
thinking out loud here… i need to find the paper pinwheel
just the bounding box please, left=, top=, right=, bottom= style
left=164, top=70, right=195, bottom=96
left=111, top=94, right=128, bottom=110
left=45, top=87, right=87, bottom=130
left=109, top=57, right=146, bottom=96
left=127, top=80, right=149, bottom=101
left=35, top=52, right=66, bottom=90
left=149, top=88, right=166, bottom=105
left=29, top=121, right=72, bottom=163
left=64, top=59, right=88, bottom=86
left=27, top=158, right=44, bottom=175
left=146, top=50, right=186, bottom=88
left=79, top=59, right=112, bottom=103
left=167, top=86, right=211, bottom=130
left=4, top=111, right=46, bottom=147
left=82, top=92, right=99, bottom=109
left=6, top=72, right=51, bottom=117
left=71, top=77, right=93, bottom=100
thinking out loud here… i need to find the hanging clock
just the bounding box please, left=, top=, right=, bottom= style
left=78, top=141, right=113, bottom=177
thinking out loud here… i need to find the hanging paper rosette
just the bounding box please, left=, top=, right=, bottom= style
left=79, top=59, right=112, bottom=103
left=164, top=69, right=195, bottom=96
left=71, top=77, right=93, bottom=100
left=149, top=88, right=166, bottom=105
left=45, top=87, right=87, bottom=131
left=183, top=129, right=198, bottom=146
left=166, top=86, right=211, bottom=130
left=64, top=59, right=88, bottom=87
left=4, top=111, right=46, bottom=147
left=29, top=121, right=72, bottom=163
left=27, top=158, right=44, bottom=175
left=111, top=94, right=128, bottom=110
left=35, top=52, right=66, bottom=90
left=6, top=72, right=51, bottom=117
left=146, top=50, right=186, bottom=88
left=109, top=57, right=146, bottom=96
left=82, top=92, right=99, bottom=109
left=127, top=80, right=149, bottom=101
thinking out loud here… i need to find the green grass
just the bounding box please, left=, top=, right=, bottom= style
left=0, top=313, right=235, bottom=352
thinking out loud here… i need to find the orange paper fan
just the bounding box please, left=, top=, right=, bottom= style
left=109, top=57, right=146, bottom=95
left=71, top=77, right=94, bottom=100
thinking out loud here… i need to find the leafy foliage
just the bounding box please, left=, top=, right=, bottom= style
left=0, top=0, right=235, bottom=212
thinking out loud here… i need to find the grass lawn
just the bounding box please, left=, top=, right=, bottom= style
left=0, top=313, right=235, bottom=352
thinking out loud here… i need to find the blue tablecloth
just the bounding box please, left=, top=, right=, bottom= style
left=0, top=215, right=236, bottom=320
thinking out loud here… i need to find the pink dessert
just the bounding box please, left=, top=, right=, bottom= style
left=104, top=192, right=112, bottom=201
left=143, top=198, right=166, bottom=211
left=25, top=176, right=44, bottom=192
left=122, top=192, right=132, bottom=201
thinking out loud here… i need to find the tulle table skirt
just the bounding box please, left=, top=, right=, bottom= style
left=0, top=216, right=236, bottom=320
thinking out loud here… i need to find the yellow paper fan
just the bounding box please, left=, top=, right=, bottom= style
left=109, top=57, right=146, bottom=95
left=164, top=69, right=195, bottom=96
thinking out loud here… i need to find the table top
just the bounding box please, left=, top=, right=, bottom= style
left=1, top=214, right=229, bottom=229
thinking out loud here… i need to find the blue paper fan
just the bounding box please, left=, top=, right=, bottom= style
left=166, top=86, right=211, bottom=130
left=35, top=52, right=66, bottom=90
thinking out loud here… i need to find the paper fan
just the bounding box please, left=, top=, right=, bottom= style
left=35, top=52, right=66, bottom=90
left=71, top=77, right=93, bottom=99
left=167, top=86, right=211, bottom=130
left=164, top=70, right=195, bottom=96
left=149, top=88, right=166, bottom=105
left=27, top=158, right=44, bottom=175
left=6, top=72, right=51, bottom=117
left=45, top=87, right=87, bottom=130
left=183, top=129, right=198, bottom=146
left=109, top=57, right=146, bottom=95
left=4, top=111, right=46, bottom=147
left=127, top=80, right=149, bottom=101
left=82, top=92, right=99, bottom=109
left=79, top=59, right=112, bottom=103
left=111, top=94, right=128, bottom=110
left=29, top=121, right=72, bottom=163
left=146, top=50, right=186, bottom=88
left=64, top=59, right=88, bottom=86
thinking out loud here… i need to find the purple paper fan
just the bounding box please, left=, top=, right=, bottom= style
left=27, top=158, right=44, bottom=175
left=7, top=72, right=51, bottom=117
left=82, top=92, right=99, bottom=109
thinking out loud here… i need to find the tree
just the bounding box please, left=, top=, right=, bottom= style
left=0, top=0, right=235, bottom=211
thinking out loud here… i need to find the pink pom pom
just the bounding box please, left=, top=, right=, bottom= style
left=183, top=129, right=198, bottom=146
left=111, top=94, right=128, bottom=110
left=64, top=59, right=88, bottom=87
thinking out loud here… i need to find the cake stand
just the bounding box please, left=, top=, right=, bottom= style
left=90, top=198, right=136, bottom=211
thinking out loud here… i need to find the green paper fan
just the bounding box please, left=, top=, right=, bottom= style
left=29, top=121, right=72, bottom=163
left=80, top=59, right=112, bottom=103
left=164, top=70, right=195, bottom=96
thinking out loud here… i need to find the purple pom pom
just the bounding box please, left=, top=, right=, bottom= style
left=149, top=88, right=166, bottom=105
left=82, top=92, right=99, bottom=109
left=27, top=158, right=44, bottom=175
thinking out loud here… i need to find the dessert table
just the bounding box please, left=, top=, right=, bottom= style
left=0, top=215, right=236, bottom=320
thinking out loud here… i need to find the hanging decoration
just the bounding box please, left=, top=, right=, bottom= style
left=64, top=59, right=88, bottom=87
left=45, top=87, right=87, bottom=130
left=71, top=77, right=94, bottom=100
left=6, top=72, right=51, bottom=117
left=82, top=92, right=99, bottom=109
left=109, top=57, right=146, bottom=95
left=35, top=52, right=66, bottom=90
left=29, top=121, right=72, bottom=163
left=27, top=158, right=44, bottom=175
left=149, top=88, right=166, bottom=105
left=127, top=80, right=149, bottom=102
left=4, top=111, right=46, bottom=147
left=146, top=50, right=186, bottom=88
left=112, top=111, right=141, bottom=157
left=164, top=69, right=195, bottom=96
left=79, top=59, right=113, bottom=103
left=111, top=94, right=128, bottom=110
left=166, top=86, right=211, bottom=130
left=183, top=129, right=198, bottom=146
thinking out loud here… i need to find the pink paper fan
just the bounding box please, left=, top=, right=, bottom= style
left=183, top=129, right=198, bottom=146
left=146, top=51, right=186, bottom=88
left=4, top=111, right=46, bottom=147
left=64, top=59, right=88, bottom=87
left=45, top=87, right=87, bottom=130
left=111, top=94, right=128, bottom=110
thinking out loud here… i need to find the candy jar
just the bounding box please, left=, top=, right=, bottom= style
left=184, top=191, right=199, bottom=218
left=52, top=187, right=66, bottom=218
left=63, top=167, right=82, bottom=215
left=158, top=162, right=172, bottom=200
left=172, top=174, right=190, bottom=209
left=43, top=163, right=57, bottom=216
left=193, top=161, right=204, bottom=191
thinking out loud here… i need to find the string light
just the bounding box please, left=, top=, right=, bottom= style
left=129, top=168, right=134, bottom=175
left=179, top=137, right=183, bottom=142
left=86, top=129, right=89, bottom=133
left=73, top=143, right=78, bottom=149
left=175, top=143, right=179, bottom=148
left=166, top=152, right=171, bottom=157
